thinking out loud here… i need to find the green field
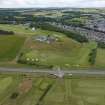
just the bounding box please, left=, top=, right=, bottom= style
left=43, top=77, right=105, bottom=105
left=0, top=74, right=105, bottom=105
left=1, top=24, right=80, bottom=68
left=0, top=24, right=36, bottom=36
left=95, top=48, right=105, bottom=68
left=0, top=24, right=67, bottom=37
left=20, top=36, right=96, bottom=68
left=22, top=10, right=64, bottom=18
left=0, top=36, right=25, bottom=61
left=0, top=24, right=104, bottom=69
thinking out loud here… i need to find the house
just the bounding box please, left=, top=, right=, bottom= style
left=47, top=35, right=56, bottom=43
left=32, top=27, right=35, bottom=31
left=35, top=35, right=57, bottom=44
left=36, top=35, right=48, bottom=42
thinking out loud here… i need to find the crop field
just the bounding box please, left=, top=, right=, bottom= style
left=0, top=74, right=104, bottom=105
left=22, top=10, right=64, bottom=18
left=43, top=77, right=105, bottom=105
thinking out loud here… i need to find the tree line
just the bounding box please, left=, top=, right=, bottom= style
left=88, top=48, right=97, bottom=65
left=32, top=23, right=88, bottom=43
left=98, top=42, right=105, bottom=49
left=0, top=29, right=14, bottom=35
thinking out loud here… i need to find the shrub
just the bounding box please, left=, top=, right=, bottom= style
left=98, top=42, right=105, bottom=49
left=10, top=92, right=19, bottom=99
left=0, top=30, right=14, bottom=35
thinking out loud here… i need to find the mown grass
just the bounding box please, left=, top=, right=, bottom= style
left=0, top=36, right=25, bottom=61
left=95, top=48, right=105, bottom=68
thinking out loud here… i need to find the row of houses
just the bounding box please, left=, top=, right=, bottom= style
left=50, top=22, right=105, bottom=42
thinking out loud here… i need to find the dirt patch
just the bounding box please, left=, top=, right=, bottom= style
left=19, top=79, right=32, bottom=93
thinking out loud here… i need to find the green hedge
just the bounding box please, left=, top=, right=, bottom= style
left=88, top=48, right=97, bottom=65
left=98, top=42, right=105, bottom=49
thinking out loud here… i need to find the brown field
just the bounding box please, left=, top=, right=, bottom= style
left=19, top=79, right=32, bottom=93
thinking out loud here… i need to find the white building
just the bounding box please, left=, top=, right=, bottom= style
left=32, top=27, right=35, bottom=31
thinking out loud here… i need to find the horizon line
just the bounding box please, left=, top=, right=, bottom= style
left=0, top=7, right=105, bottom=9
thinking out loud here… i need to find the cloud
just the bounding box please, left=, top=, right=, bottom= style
left=0, top=0, right=105, bottom=8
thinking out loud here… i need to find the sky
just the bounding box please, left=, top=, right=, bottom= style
left=0, top=0, right=105, bottom=8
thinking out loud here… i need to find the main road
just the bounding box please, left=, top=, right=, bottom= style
left=0, top=67, right=105, bottom=77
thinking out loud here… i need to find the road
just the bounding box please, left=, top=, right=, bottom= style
left=0, top=67, right=105, bottom=77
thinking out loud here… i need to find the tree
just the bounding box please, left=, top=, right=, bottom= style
left=88, top=48, right=97, bottom=65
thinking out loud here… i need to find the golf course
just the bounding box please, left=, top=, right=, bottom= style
left=0, top=24, right=104, bottom=69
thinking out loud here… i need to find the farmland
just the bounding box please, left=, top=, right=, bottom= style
left=0, top=36, right=25, bottom=61
left=0, top=23, right=103, bottom=69
left=0, top=73, right=104, bottom=105
left=1, top=6, right=105, bottom=105
left=0, top=24, right=88, bottom=68
left=0, top=8, right=105, bottom=69
left=95, top=48, right=105, bottom=68
left=20, top=37, right=96, bottom=68
left=43, top=77, right=105, bottom=105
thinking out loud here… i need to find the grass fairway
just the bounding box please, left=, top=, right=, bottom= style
left=0, top=74, right=104, bottom=105
left=0, top=36, right=25, bottom=61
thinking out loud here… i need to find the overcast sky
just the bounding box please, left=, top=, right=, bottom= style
left=0, top=0, right=105, bottom=8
